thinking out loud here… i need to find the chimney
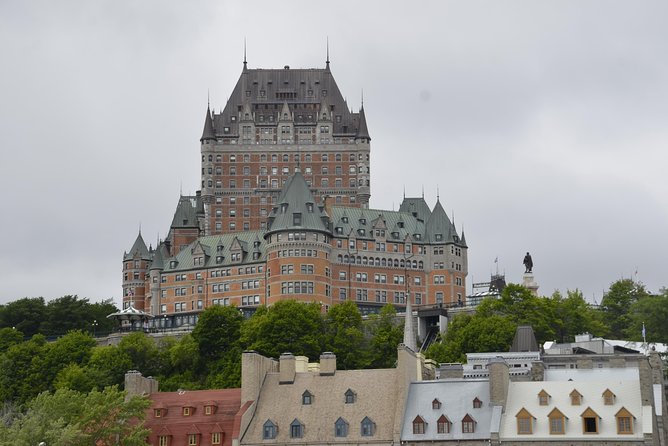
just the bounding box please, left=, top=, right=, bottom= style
left=320, top=352, right=336, bottom=376
left=279, top=353, right=296, bottom=384
left=241, top=350, right=279, bottom=405
left=488, top=357, right=509, bottom=411
left=438, top=363, right=464, bottom=379
left=124, top=370, right=158, bottom=398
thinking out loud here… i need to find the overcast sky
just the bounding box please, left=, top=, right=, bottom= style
left=1, top=1, right=667, bottom=307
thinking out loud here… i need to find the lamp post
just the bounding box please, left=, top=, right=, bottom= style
left=92, top=320, right=98, bottom=337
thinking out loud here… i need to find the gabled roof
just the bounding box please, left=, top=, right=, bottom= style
left=124, top=231, right=150, bottom=261
left=266, top=172, right=329, bottom=235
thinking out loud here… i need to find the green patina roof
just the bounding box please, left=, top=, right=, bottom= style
left=329, top=206, right=425, bottom=241
left=424, top=199, right=456, bottom=244
left=266, top=172, right=330, bottom=235
left=398, top=197, right=432, bottom=223
left=170, top=195, right=202, bottom=229
left=162, top=231, right=266, bottom=272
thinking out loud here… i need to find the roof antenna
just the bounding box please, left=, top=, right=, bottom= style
left=361, top=88, right=364, bottom=109
left=139, top=222, right=142, bottom=235
left=326, top=37, right=330, bottom=69
left=207, top=89, right=210, bottom=108
left=243, top=38, right=247, bottom=70
left=436, top=185, right=440, bottom=201
left=403, top=185, right=406, bottom=200
left=421, top=185, right=424, bottom=198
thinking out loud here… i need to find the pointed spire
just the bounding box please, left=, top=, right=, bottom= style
left=326, top=37, right=330, bottom=70
left=403, top=296, right=416, bottom=352
left=356, top=105, right=370, bottom=140
left=436, top=185, right=440, bottom=201
left=243, top=38, right=247, bottom=71
left=200, top=103, right=215, bottom=142
left=460, top=228, right=467, bottom=247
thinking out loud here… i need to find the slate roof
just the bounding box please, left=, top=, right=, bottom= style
left=124, top=231, right=151, bottom=260
left=170, top=195, right=203, bottom=229
left=399, top=197, right=432, bottom=223
left=213, top=65, right=363, bottom=138
left=201, top=105, right=216, bottom=141
left=401, top=379, right=498, bottom=441
left=266, top=172, right=330, bottom=235
left=330, top=206, right=425, bottom=241
left=424, top=199, right=456, bottom=244
left=509, top=325, right=539, bottom=352
left=241, top=368, right=399, bottom=445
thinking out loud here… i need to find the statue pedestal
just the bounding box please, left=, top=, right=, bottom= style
left=522, top=273, right=539, bottom=296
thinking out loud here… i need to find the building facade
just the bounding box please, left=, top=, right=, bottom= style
left=121, top=59, right=467, bottom=326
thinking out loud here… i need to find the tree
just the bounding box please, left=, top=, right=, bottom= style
left=324, top=301, right=368, bottom=369
left=0, top=387, right=150, bottom=446
left=0, top=297, right=46, bottom=337
left=86, top=345, right=133, bottom=389
left=241, top=300, right=324, bottom=359
left=0, top=334, right=48, bottom=404
left=626, top=288, right=668, bottom=343
left=366, top=304, right=403, bottom=368
left=0, top=327, right=24, bottom=354
left=38, top=330, right=96, bottom=390
left=549, top=290, right=607, bottom=343
left=600, top=279, right=650, bottom=339
left=117, top=332, right=161, bottom=377
left=191, top=305, right=243, bottom=361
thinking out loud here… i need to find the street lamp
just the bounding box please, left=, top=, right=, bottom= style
left=92, top=320, right=98, bottom=337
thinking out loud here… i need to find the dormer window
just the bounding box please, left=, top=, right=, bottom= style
left=472, top=397, right=482, bottom=409
left=216, top=255, right=223, bottom=264
left=183, top=406, right=192, bottom=416
left=548, top=407, right=567, bottom=434
left=217, top=245, right=224, bottom=252
left=581, top=407, right=600, bottom=434
left=570, top=389, right=582, bottom=405
left=307, top=203, right=314, bottom=213
left=462, top=414, right=476, bottom=433
left=603, top=389, right=616, bottom=405
left=293, top=213, right=302, bottom=226
left=344, top=389, right=356, bottom=404
left=290, top=419, right=304, bottom=438
left=516, top=408, right=534, bottom=434
left=302, top=390, right=313, bottom=405
left=170, top=261, right=177, bottom=268
left=432, top=398, right=441, bottom=410
left=334, top=417, right=348, bottom=437
left=154, top=408, right=163, bottom=418
left=437, top=415, right=451, bottom=434
left=263, top=420, right=277, bottom=440
left=342, top=216, right=348, bottom=223
left=360, top=417, right=375, bottom=436
left=615, top=407, right=634, bottom=434
left=412, top=415, right=426, bottom=434
left=435, top=234, right=443, bottom=241
left=538, top=390, right=550, bottom=406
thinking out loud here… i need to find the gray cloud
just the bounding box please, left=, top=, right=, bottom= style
left=1, top=0, right=666, bottom=305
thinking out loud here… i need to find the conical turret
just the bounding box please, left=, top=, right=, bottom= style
left=124, top=231, right=150, bottom=261
left=356, top=106, right=370, bottom=140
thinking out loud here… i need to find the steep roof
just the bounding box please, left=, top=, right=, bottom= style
left=265, top=172, right=329, bottom=235
left=356, top=106, right=370, bottom=140
left=170, top=195, right=202, bottom=229
left=124, top=231, right=150, bottom=260
left=510, top=325, right=539, bottom=352
left=214, top=66, right=363, bottom=138
left=402, top=379, right=497, bottom=441
left=149, top=243, right=169, bottom=271
left=424, top=199, right=456, bottom=244
left=399, top=197, right=431, bottom=223
left=329, top=207, right=425, bottom=242
left=200, top=105, right=216, bottom=141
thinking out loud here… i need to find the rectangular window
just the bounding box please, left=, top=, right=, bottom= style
left=617, top=416, right=632, bottom=434
left=211, top=432, right=221, bottom=444
left=518, top=417, right=532, bottom=434
left=188, top=434, right=197, bottom=446
left=462, top=421, right=475, bottom=433
left=550, top=417, right=564, bottom=434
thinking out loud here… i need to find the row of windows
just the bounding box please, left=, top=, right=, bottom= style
left=337, top=255, right=424, bottom=269
left=515, top=406, right=634, bottom=435
left=157, top=432, right=220, bottom=446
left=262, top=417, right=376, bottom=440
left=204, top=152, right=368, bottom=164
left=338, top=289, right=426, bottom=305
left=280, top=264, right=315, bottom=274
left=281, top=281, right=315, bottom=294
left=412, top=414, right=475, bottom=434
left=277, top=249, right=319, bottom=258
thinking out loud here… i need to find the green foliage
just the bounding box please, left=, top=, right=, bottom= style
left=626, top=288, right=668, bottom=343
left=0, top=335, right=48, bottom=404
left=0, top=327, right=24, bottom=353
left=324, top=301, right=368, bottom=369
left=600, top=279, right=649, bottom=338
left=86, top=345, right=133, bottom=388
left=549, top=290, right=607, bottom=342
left=241, top=300, right=324, bottom=359
left=0, top=297, right=46, bottom=337
left=192, top=305, right=243, bottom=361
left=117, top=332, right=161, bottom=376
left=366, top=304, right=403, bottom=368
left=0, top=387, right=150, bottom=446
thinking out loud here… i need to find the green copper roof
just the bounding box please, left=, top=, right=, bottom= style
left=424, top=199, right=455, bottom=244
left=266, top=172, right=329, bottom=235
left=329, top=207, right=425, bottom=241
left=170, top=195, right=202, bottom=229
left=399, top=197, right=432, bottom=223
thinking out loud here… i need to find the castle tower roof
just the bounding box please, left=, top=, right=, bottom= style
left=170, top=195, right=201, bottom=229
left=200, top=105, right=215, bottom=142
left=356, top=106, right=370, bottom=140
left=399, top=197, right=432, bottom=223
left=424, top=199, right=455, bottom=244
left=124, top=231, right=150, bottom=260
left=266, top=172, right=329, bottom=236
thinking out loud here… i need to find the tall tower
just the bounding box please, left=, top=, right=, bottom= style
left=200, top=60, right=371, bottom=236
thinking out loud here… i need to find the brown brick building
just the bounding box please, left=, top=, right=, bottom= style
left=121, top=60, right=467, bottom=329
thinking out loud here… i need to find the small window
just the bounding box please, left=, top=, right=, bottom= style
left=603, top=389, right=616, bottom=405
left=432, top=398, right=441, bottom=410
left=462, top=414, right=476, bottom=433
left=345, top=389, right=356, bottom=404
left=538, top=389, right=550, bottom=406
left=302, top=390, right=313, bottom=405
left=548, top=408, right=566, bottom=435
left=616, top=407, right=634, bottom=434
left=158, top=436, right=169, bottom=446
left=211, top=432, right=222, bottom=445
left=581, top=407, right=600, bottom=434
left=516, top=408, right=534, bottom=434
left=413, top=415, right=426, bottom=434
left=183, top=407, right=191, bottom=416
left=360, top=417, right=375, bottom=436
left=437, top=415, right=451, bottom=434
left=290, top=419, right=304, bottom=438
left=334, top=417, right=348, bottom=437
left=154, top=408, right=162, bottom=418
left=570, top=389, right=582, bottom=405
left=472, top=397, right=482, bottom=409
left=205, top=405, right=213, bottom=415
left=263, top=420, right=277, bottom=439
left=187, top=434, right=198, bottom=446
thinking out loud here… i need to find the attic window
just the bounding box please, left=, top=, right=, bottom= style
left=170, top=261, right=177, bottom=268
left=302, top=390, right=313, bottom=405
left=412, top=416, right=426, bottom=434
left=603, top=389, right=616, bottom=405
left=432, top=399, right=441, bottom=409
left=437, top=415, right=451, bottom=434
left=516, top=408, right=534, bottom=435
left=435, top=234, right=443, bottom=241
left=548, top=408, right=566, bottom=435
left=473, top=397, right=482, bottom=409
left=570, top=389, right=582, bottom=405
left=538, top=390, right=551, bottom=406
left=344, top=389, right=356, bottom=404
left=616, top=407, right=634, bottom=434
left=581, top=407, right=600, bottom=434
left=359, top=218, right=366, bottom=225
left=462, top=414, right=476, bottom=433
left=217, top=245, right=224, bottom=252
left=342, top=216, right=348, bottom=223
left=224, top=127, right=230, bottom=133
left=293, top=213, right=302, bottom=226
left=307, top=203, right=314, bottom=213
left=335, top=227, right=343, bottom=234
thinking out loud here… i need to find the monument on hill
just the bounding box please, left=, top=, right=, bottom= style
left=522, top=252, right=539, bottom=296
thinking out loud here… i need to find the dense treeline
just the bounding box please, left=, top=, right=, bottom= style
left=0, top=295, right=117, bottom=338
left=0, top=300, right=402, bottom=407
left=426, top=279, right=667, bottom=363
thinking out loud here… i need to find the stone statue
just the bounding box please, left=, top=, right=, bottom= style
left=523, top=252, right=533, bottom=273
